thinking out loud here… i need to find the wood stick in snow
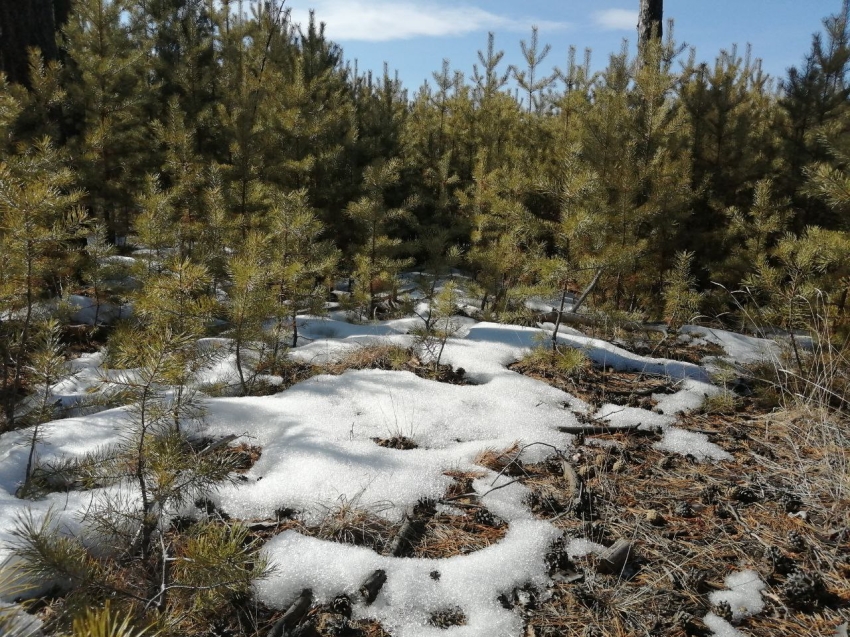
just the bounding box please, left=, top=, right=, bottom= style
left=267, top=588, right=313, bottom=637
left=360, top=569, right=387, bottom=605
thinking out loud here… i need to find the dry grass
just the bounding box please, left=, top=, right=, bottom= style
left=327, top=344, right=468, bottom=385
left=474, top=442, right=522, bottom=472
left=254, top=357, right=322, bottom=392
left=510, top=351, right=673, bottom=409
left=372, top=435, right=418, bottom=450
left=413, top=513, right=508, bottom=559
left=327, top=344, right=414, bottom=374
left=511, top=402, right=850, bottom=637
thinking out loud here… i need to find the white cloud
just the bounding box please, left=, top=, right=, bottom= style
left=288, top=1, right=569, bottom=42
left=593, top=8, right=637, bottom=31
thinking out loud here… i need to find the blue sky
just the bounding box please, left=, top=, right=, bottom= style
left=285, top=1, right=843, bottom=92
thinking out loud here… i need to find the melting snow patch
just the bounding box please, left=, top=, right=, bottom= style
left=67, top=294, right=132, bottom=325
left=679, top=326, right=779, bottom=365
left=704, top=613, right=747, bottom=637
left=704, top=570, right=767, bottom=636
left=653, top=380, right=720, bottom=415
left=257, top=520, right=559, bottom=637
left=564, top=538, right=605, bottom=558
left=655, top=427, right=732, bottom=462
left=594, top=404, right=675, bottom=431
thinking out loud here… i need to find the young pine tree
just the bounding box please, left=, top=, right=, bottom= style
left=0, top=139, right=86, bottom=431
left=346, top=159, right=413, bottom=319
left=18, top=319, right=69, bottom=498
left=63, top=0, right=146, bottom=240
left=12, top=329, right=262, bottom=630
left=267, top=188, right=338, bottom=351
left=226, top=230, right=274, bottom=396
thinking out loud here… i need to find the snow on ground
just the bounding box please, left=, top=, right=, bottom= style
left=679, top=326, right=780, bottom=364
left=257, top=521, right=559, bottom=637
left=703, top=570, right=767, bottom=636
left=67, top=294, right=133, bottom=326
left=0, top=311, right=750, bottom=635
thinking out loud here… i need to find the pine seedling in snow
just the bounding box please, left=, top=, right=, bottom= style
left=663, top=251, right=703, bottom=329
left=719, top=179, right=790, bottom=289
left=414, top=280, right=463, bottom=373
left=459, top=153, right=540, bottom=315
left=152, top=98, right=207, bottom=259
left=18, top=319, right=69, bottom=498
left=511, top=26, right=557, bottom=115
left=132, top=176, right=175, bottom=275
left=267, top=188, right=338, bottom=353
left=56, top=329, right=253, bottom=616
left=129, top=257, right=214, bottom=429
left=70, top=601, right=157, bottom=637
left=534, top=257, right=574, bottom=347
left=64, top=0, right=146, bottom=240
left=82, top=223, right=118, bottom=327
left=134, top=257, right=213, bottom=340
left=227, top=231, right=274, bottom=395
left=346, top=159, right=413, bottom=319
left=10, top=509, right=103, bottom=611
left=167, top=520, right=267, bottom=624
left=196, top=167, right=238, bottom=298
left=0, top=138, right=87, bottom=432
left=411, top=228, right=462, bottom=333
left=0, top=561, right=42, bottom=637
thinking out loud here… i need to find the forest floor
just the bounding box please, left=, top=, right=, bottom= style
left=1, top=302, right=848, bottom=637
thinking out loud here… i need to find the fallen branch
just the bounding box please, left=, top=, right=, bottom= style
left=360, top=569, right=387, bottom=605
left=597, top=539, right=634, bottom=575
left=199, top=434, right=239, bottom=456
left=571, top=267, right=604, bottom=314
left=267, top=588, right=313, bottom=637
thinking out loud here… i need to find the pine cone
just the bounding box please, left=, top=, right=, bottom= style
left=766, top=545, right=796, bottom=575
left=729, top=485, right=759, bottom=503
left=700, top=484, right=720, bottom=504
left=330, top=594, right=352, bottom=618
left=674, top=501, right=695, bottom=518
left=474, top=508, right=497, bottom=527
left=787, top=530, right=806, bottom=553
left=781, top=569, right=827, bottom=610
left=712, top=600, right=733, bottom=622
left=682, top=567, right=707, bottom=593
left=545, top=537, right=575, bottom=574
left=413, top=497, right=436, bottom=518
left=780, top=492, right=803, bottom=513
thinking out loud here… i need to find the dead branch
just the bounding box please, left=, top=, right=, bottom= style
left=597, top=539, right=634, bottom=575
left=360, top=569, right=387, bottom=605
left=267, top=587, right=313, bottom=637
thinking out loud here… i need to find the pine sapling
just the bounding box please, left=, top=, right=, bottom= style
left=662, top=251, right=703, bottom=329
left=19, top=319, right=69, bottom=498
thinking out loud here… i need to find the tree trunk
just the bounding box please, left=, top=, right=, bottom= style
left=53, top=0, right=73, bottom=29
left=638, top=0, right=663, bottom=48
left=0, top=0, right=60, bottom=87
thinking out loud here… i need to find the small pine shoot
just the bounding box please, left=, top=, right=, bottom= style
left=663, top=251, right=703, bottom=329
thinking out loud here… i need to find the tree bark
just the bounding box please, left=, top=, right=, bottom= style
left=638, top=0, right=663, bottom=49
left=53, top=0, right=73, bottom=29
left=0, top=0, right=60, bottom=87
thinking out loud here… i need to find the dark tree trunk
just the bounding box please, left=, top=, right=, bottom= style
left=638, top=0, right=663, bottom=48
left=0, top=0, right=60, bottom=87
left=53, top=0, right=73, bottom=28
